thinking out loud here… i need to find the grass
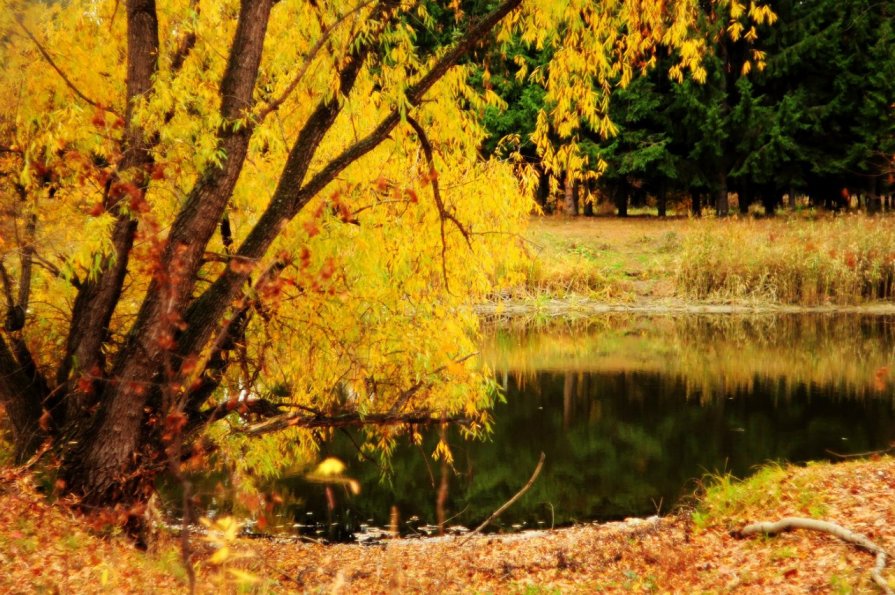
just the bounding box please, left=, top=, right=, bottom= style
left=516, top=216, right=684, bottom=300
left=510, top=213, right=895, bottom=306
left=691, top=463, right=829, bottom=531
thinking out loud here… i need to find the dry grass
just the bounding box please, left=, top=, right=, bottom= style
left=678, top=215, right=895, bottom=304
left=514, top=213, right=895, bottom=306
left=517, top=215, right=687, bottom=300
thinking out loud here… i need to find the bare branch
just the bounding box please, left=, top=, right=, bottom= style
left=461, top=452, right=546, bottom=544
left=15, top=16, right=122, bottom=118
left=16, top=209, right=37, bottom=315
left=170, top=0, right=199, bottom=74
left=736, top=517, right=893, bottom=594
left=406, top=115, right=472, bottom=291
left=235, top=409, right=474, bottom=437
left=388, top=352, right=477, bottom=415
left=0, top=261, right=16, bottom=320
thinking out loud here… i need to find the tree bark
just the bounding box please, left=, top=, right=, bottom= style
left=0, top=337, right=43, bottom=462
left=59, top=0, right=524, bottom=506
left=691, top=192, right=703, bottom=217
left=657, top=182, right=667, bottom=218
left=57, top=0, right=158, bottom=420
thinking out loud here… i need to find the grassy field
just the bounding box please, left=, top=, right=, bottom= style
left=515, top=213, right=895, bottom=307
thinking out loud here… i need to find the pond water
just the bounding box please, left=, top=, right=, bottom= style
left=263, top=314, right=895, bottom=539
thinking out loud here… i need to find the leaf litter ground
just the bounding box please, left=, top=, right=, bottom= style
left=1, top=457, right=894, bottom=592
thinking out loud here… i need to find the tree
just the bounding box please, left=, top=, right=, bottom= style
left=0, top=0, right=728, bottom=511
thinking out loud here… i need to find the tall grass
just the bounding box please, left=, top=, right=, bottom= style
left=677, top=216, right=895, bottom=304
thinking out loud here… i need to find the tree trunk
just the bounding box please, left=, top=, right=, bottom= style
left=615, top=184, right=628, bottom=217
left=61, top=0, right=276, bottom=504
left=536, top=166, right=550, bottom=212
left=0, top=340, right=43, bottom=463
left=657, top=183, right=667, bottom=218
left=563, top=175, right=578, bottom=216
left=52, top=0, right=525, bottom=507
left=691, top=192, right=702, bottom=217
left=716, top=171, right=729, bottom=216
left=739, top=184, right=752, bottom=214
left=762, top=192, right=778, bottom=216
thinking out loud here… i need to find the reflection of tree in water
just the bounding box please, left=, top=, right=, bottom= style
left=484, top=313, right=895, bottom=401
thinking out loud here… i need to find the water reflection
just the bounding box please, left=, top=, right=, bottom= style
left=273, top=314, right=895, bottom=539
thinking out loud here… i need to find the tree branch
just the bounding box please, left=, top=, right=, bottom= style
left=14, top=16, right=122, bottom=118
left=255, top=0, right=376, bottom=123
left=177, top=0, right=520, bottom=363
left=233, top=409, right=474, bottom=437
left=286, top=0, right=522, bottom=216
left=175, top=0, right=401, bottom=361
left=169, top=0, right=199, bottom=74
left=406, top=115, right=471, bottom=291
left=387, top=352, right=478, bottom=415
left=460, top=452, right=546, bottom=544
left=0, top=260, right=18, bottom=330
left=56, top=0, right=159, bottom=408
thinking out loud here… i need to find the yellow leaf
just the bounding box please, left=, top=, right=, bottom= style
left=209, top=546, right=230, bottom=565
left=227, top=568, right=262, bottom=584
left=315, top=456, right=346, bottom=476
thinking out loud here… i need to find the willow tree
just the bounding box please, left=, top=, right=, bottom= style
left=0, top=0, right=748, bottom=507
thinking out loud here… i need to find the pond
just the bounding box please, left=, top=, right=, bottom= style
left=251, top=314, right=895, bottom=540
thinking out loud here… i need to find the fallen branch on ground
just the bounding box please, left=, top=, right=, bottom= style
left=460, top=452, right=545, bottom=545
left=825, top=446, right=895, bottom=459
left=735, top=517, right=892, bottom=594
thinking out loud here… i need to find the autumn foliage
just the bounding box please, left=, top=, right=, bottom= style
left=0, top=0, right=773, bottom=510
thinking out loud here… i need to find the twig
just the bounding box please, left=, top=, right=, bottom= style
left=15, top=16, right=122, bottom=117
left=735, top=517, right=893, bottom=594
left=406, top=115, right=472, bottom=293
left=255, top=0, right=375, bottom=123
left=460, top=452, right=545, bottom=545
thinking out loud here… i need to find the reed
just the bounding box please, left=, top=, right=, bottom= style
left=677, top=215, right=895, bottom=304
